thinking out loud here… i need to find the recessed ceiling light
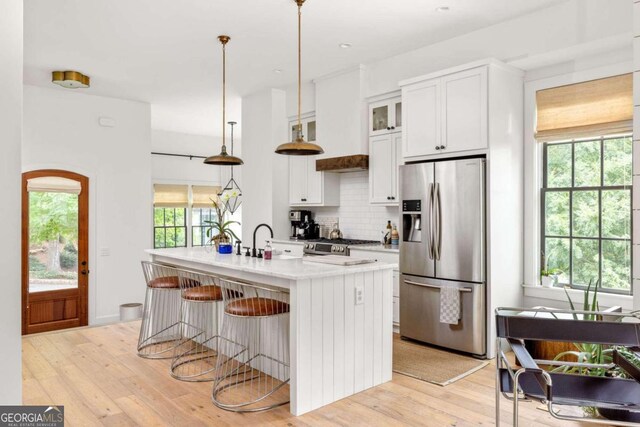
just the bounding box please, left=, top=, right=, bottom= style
left=435, top=6, right=450, bottom=12
left=339, top=43, right=352, bottom=49
left=273, top=69, right=283, bottom=74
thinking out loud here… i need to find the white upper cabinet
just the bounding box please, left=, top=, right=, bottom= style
left=369, top=132, right=402, bottom=205
left=401, top=64, right=488, bottom=159
left=288, top=114, right=339, bottom=206
left=441, top=67, right=487, bottom=153
left=369, top=96, right=402, bottom=136
left=403, top=79, right=440, bottom=158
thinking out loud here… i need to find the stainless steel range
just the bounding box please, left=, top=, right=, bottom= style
left=303, top=238, right=379, bottom=256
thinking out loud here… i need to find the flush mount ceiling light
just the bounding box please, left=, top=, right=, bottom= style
left=273, top=69, right=283, bottom=74
left=339, top=43, right=352, bottom=49
left=51, top=71, right=90, bottom=89
left=204, top=35, right=244, bottom=166
left=218, top=121, right=243, bottom=214
left=435, top=6, right=450, bottom=12
left=275, top=0, right=324, bottom=156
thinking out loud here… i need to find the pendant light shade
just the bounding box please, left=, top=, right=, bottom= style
left=205, top=35, right=244, bottom=166
left=275, top=0, right=324, bottom=156
left=218, top=121, right=243, bottom=214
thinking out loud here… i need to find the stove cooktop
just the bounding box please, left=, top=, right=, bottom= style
left=307, top=238, right=379, bottom=245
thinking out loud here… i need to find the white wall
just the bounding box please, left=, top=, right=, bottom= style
left=634, top=0, right=640, bottom=311
left=310, top=172, right=397, bottom=241
left=241, top=89, right=289, bottom=242
left=365, top=0, right=631, bottom=96
left=151, top=129, right=224, bottom=184
left=23, top=85, right=152, bottom=324
left=0, top=0, right=23, bottom=405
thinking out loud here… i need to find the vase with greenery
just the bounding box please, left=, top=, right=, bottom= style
left=540, top=252, right=562, bottom=287
left=551, top=280, right=640, bottom=421
left=204, top=197, right=240, bottom=252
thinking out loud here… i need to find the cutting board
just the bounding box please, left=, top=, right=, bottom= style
left=303, top=255, right=376, bottom=266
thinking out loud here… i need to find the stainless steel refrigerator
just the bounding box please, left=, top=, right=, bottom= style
left=399, top=158, right=486, bottom=357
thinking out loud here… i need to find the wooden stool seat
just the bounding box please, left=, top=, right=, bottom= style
left=182, top=285, right=223, bottom=301
left=148, top=276, right=180, bottom=289
left=224, top=297, right=290, bottom=317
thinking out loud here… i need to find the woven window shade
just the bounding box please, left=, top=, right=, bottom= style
left=27, top=176, right=81, bottom=194
left=192, top=185, right=222, bottom=208
left=535, top=73, right=632, bottom=142
left=153, top=184, right=188, bottom=208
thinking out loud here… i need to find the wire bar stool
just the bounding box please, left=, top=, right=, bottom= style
left=170, top=269, right=230, bottom=382
left=138, top=261, right=191, bottom=359
left=212, top=278, right=290, bottom=412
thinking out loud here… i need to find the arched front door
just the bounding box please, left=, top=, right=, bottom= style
left=22, top=169, right=89, bottom=334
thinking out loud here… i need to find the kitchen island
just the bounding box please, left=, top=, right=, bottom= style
left=146, top=247, right=396, bottom=416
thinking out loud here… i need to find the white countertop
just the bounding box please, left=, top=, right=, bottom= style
left=146, top=247, right=396, bottom=280
left=271, top=238, right=399, bottom=254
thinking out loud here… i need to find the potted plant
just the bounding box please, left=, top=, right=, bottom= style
left=540, top=252, right=562, bottom=287
left=204, top=197, right=240, bottom=254
left=550, top=281, right=640, bottom=423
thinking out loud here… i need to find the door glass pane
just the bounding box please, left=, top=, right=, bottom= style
left=307, top=121, right=316, bottom=141
left=572, top=191, right=598, bottom=237
left=28, top=191, right=79, bottom=293
left=395, top=102, right=402, bottom=127
left=545, top=237, right=570, bottom=284
left=574, top=140, right=601, bottom=187
left=372, top=105, right=389, bottom=131
left=544, top=191, right=569, bottom=236
left=546, top=143, right=572, bottom=188
left=572, top=238, right=599, bottom=287
left=603, top=136, right=632, bottom=186
left=602, top=190, right=630, bottom=239
left=601, top=240, right=631, bottom=291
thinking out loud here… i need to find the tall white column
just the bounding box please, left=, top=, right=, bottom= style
left=0, top=0, right=23, bottom=404
left=634, top=0, right=640, bottom=311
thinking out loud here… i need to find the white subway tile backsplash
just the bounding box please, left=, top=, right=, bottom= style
left=310, top=171, right=399, bottom=241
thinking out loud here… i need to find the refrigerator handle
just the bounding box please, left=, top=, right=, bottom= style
left=434, top=183, right=442, bottom=260
left=426, top=183, right=434, bottom=260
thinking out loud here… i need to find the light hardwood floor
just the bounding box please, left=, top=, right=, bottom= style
left=22, top=321, right=590, bottom=426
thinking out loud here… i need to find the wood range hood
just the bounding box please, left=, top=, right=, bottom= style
left=315, top=155, right=369, bottom=173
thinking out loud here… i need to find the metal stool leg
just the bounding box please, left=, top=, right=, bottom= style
left=212, top=279, right=290, bottom=412
left=137, top=262, right=184, bottom=359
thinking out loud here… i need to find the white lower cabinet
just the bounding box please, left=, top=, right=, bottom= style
left=272, top=241, right=304, bottom=257
left=350, top=249, right=400, bottom=327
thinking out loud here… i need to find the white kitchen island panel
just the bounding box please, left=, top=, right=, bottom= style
left=146, top=247, right=395, bottom=416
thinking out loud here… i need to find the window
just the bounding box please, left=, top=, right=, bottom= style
left=192, top=208, right=217, bottom=247
left=542, top=135, right=632, bottom=294
left=153, top=207, right=187, bottom=248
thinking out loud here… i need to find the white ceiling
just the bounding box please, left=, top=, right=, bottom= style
left=24, top=0, right=564, bottom=137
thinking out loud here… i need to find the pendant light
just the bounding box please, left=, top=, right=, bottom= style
left=275, top=0, right=324, bottom=156
left=204, top=35, right=244, bottom=166
left=217, top=121, right=243, bottom=214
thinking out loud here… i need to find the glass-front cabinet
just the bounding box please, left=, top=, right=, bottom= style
left=369, top=96, right=402, bottom=136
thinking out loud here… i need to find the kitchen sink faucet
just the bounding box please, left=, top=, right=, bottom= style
left=252, top=223, right=274, bottom=257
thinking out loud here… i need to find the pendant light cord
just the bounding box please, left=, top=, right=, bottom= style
left=297, top=1, right=302, bottom=139
left=222, top=40, right=227, bottom=151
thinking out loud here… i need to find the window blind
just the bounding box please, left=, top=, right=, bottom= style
left=535, top=73, right=632, bottom=142
left=153, top=184, right=189, bottom=208
left=192, top=185, right=222, bottom=208
left=27, top=176, right=82, bottom=194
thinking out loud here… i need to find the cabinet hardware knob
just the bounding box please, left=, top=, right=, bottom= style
left=81, top=269, right=90, bottom=275
left=386, top=127, right=391, bottom=130
left=435, top=146, right=440, bottom=150
left=386, top=196, right=390, bottom=200
left=391, top=126, right=395, bottom=130
left=391, top=196, right=395, bottom=200
left=440, top=145, right=445, bottom=149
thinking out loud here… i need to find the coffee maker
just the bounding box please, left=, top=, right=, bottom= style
left=289, top=210, right=318, bottom=240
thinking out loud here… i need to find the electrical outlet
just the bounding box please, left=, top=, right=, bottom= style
left=355, top=285, right=364, bottom=305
